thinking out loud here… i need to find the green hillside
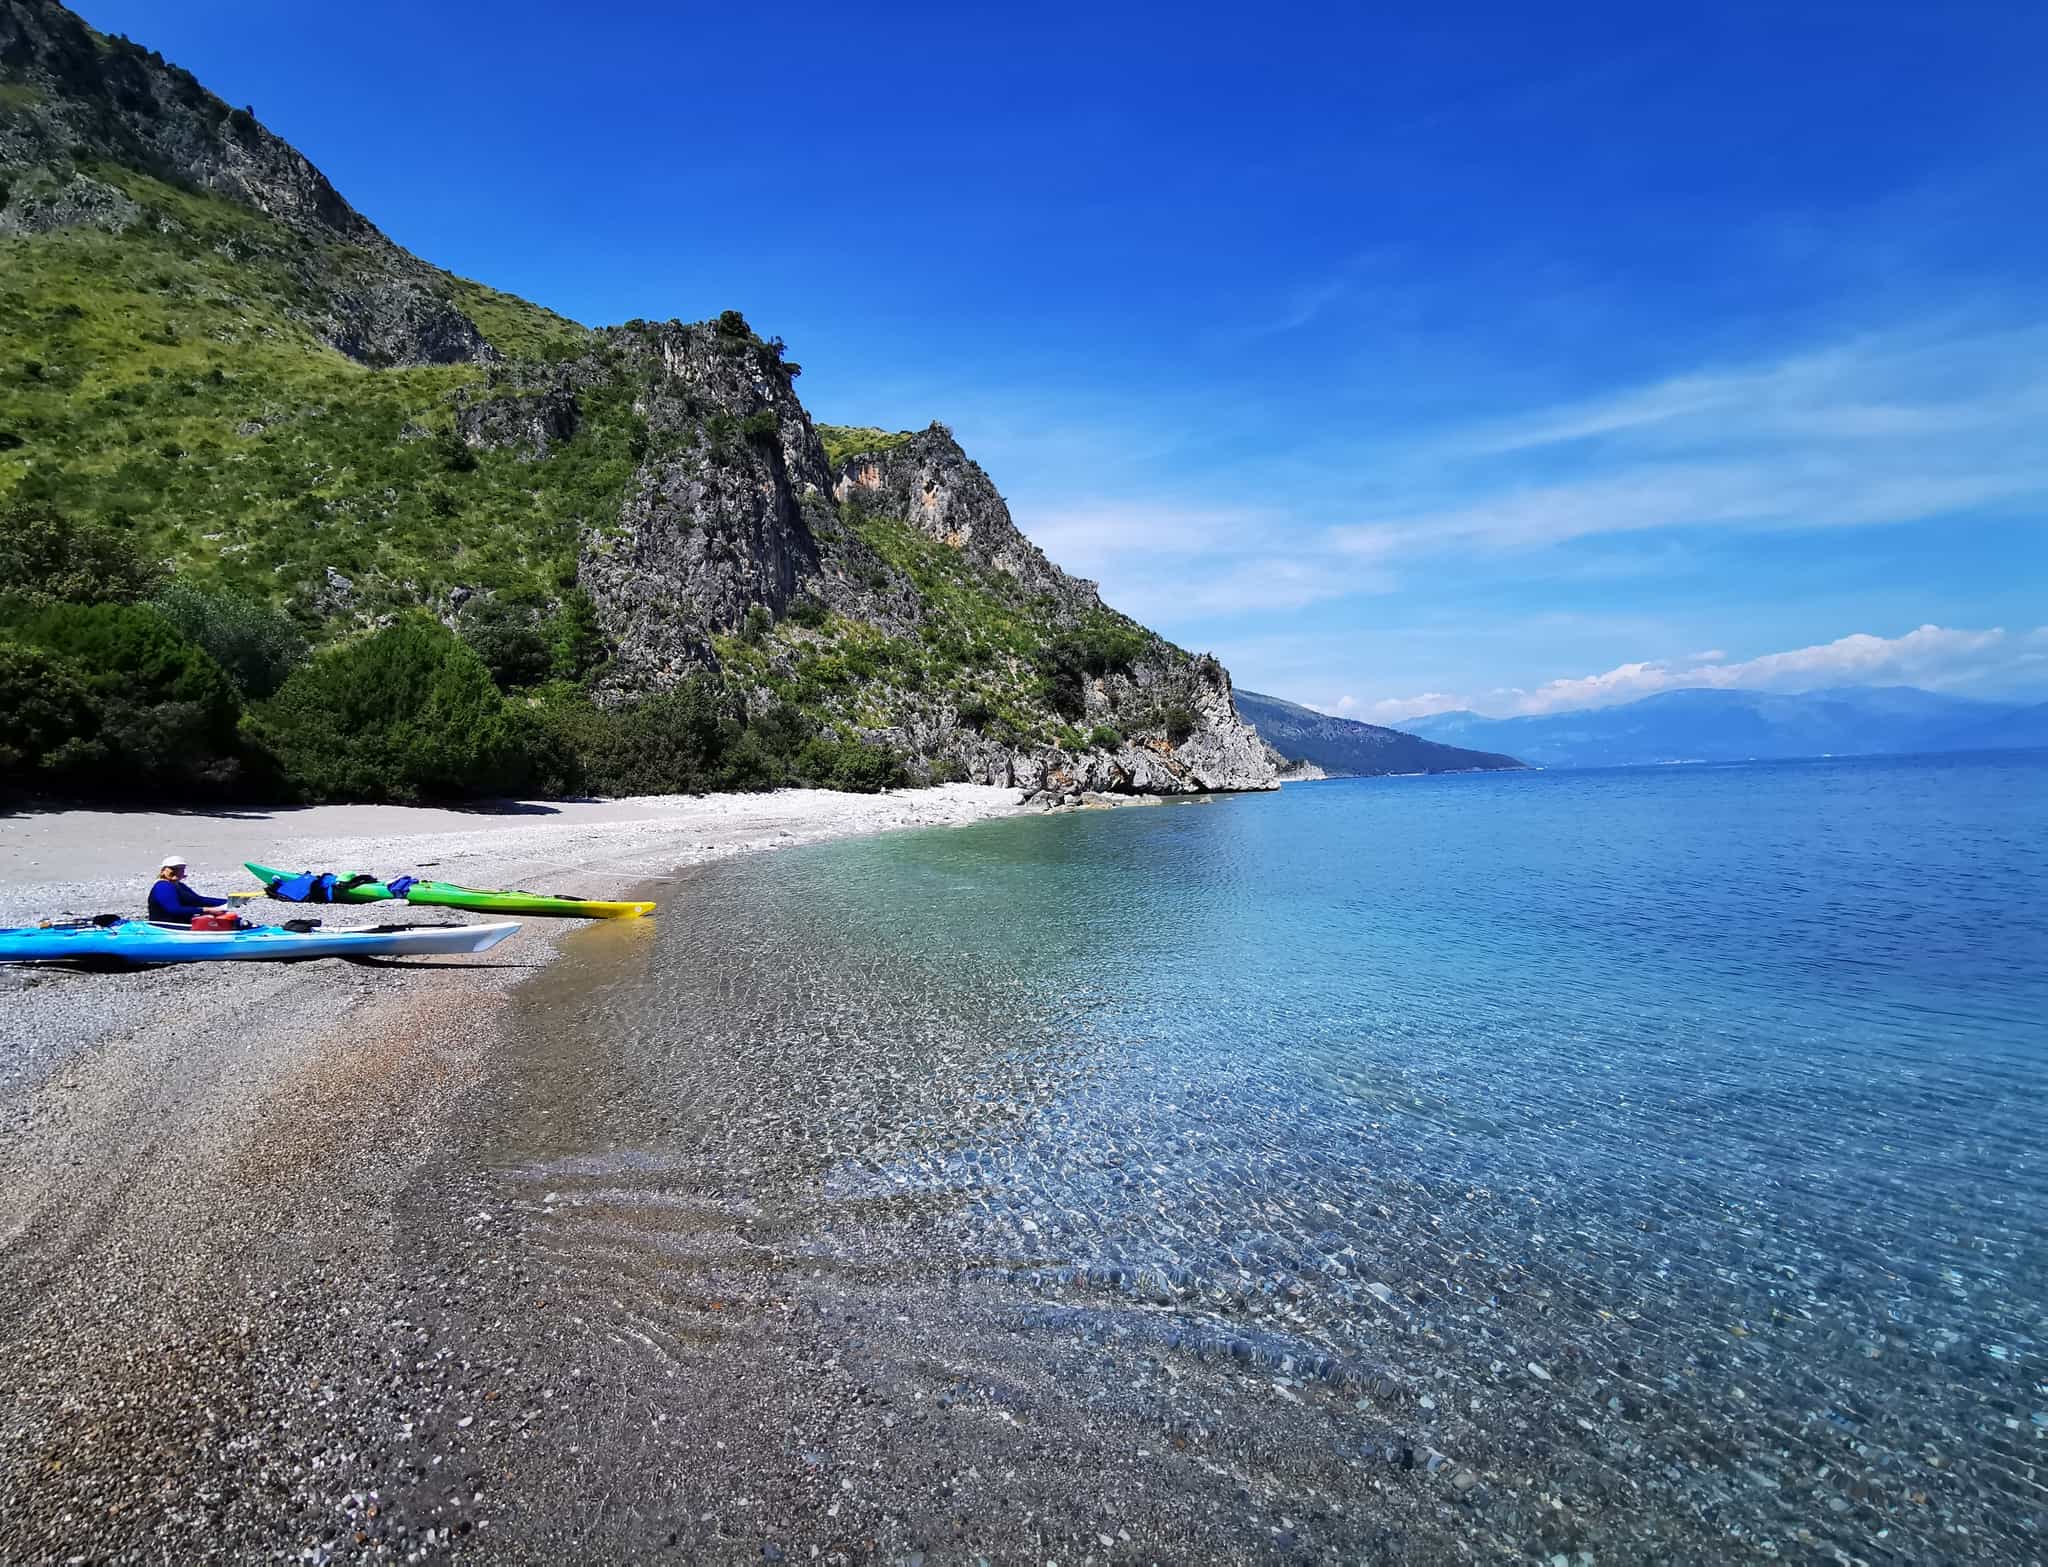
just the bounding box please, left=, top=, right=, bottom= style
left=0, top=0, right=1277, bottom=806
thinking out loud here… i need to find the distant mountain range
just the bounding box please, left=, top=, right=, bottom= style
left=1234, top=691, right=1525, bottom=775
left=1399, top=686, right=2048, bottom=769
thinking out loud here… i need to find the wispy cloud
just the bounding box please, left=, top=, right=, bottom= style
left=1330, top=323, right=2048, bottom=561
left=1375, top=623, right=2045, bottom=720
left=1017, top=500, right=1385, bottom=621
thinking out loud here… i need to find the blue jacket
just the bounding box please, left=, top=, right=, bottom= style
left=148, top=878, right=227, bottom=924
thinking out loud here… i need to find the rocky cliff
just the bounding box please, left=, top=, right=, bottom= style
left=0, top=0, right=1276, bottom=794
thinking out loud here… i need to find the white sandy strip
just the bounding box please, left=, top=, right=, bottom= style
left=0, top=784, right=1023, bottom=929
left=0, top=785, right=1023, bottom=1110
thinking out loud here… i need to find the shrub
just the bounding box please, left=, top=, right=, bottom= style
left=1087, top=725, right=1123, bottom=750
left=574, top=679, right=732, bottom=796
left=153, top=580, right=307, bottom=698
left=740, top=604, right=772, bottom=646
left=6, top=603, right=246, bottom=796
left=438, top=429, right=478, bottom=472
left=786, top=596, right=827, bottom=629
left=1035, top=612, right=1151, bottom=719
left=0, top=500, right=163, bottom=606
left=0, top=644, right=99, bottom=796
left=1163, top=704, right=1197, bottom=745
left=955, top=695, right=995, bottom=730
left=793, top=733, right=905, bottom=793
left=457, top=599, right=553, bottom=691
left=16, top=601, right=239, bottom=738
left=257, top=618, right=524, bottom=802
left=545, top=589, right=607, bottom=682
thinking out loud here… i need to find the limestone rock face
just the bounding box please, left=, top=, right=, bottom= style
left=576, top=321, right=830, bottom=691
left=833, top=425, right=1083, bottom=604
left=456, top=385, right=582, bottom=461
left=320, top=279, right=494, bottom=370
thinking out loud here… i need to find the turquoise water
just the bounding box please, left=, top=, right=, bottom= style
left=502, top=750, right=2048, bottom=1559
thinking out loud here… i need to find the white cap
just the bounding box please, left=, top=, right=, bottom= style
left=160, top=852, right=188, bottom=869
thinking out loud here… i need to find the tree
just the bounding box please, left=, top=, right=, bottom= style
left=153, top=580, right=307, bottom=698
left=6, top=603, right=246, bottom=797
left=0, top=500, right=163, bottom=606
left=457, top=599, right=553, bottom=691
left=258, top=618, right=525, bottom=802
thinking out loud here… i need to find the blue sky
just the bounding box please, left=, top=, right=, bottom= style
left=80, top=0, right=2048, bottom=716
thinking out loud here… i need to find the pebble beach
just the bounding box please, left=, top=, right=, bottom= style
left=0, top=785, right=1020, bottom=1563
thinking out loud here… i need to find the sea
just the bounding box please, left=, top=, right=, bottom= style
left=488, top=750, right=2048, bottom=1560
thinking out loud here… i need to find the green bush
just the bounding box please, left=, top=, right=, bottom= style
left=5, top=602, right=246, bottom=796
left=573, top=679, right=733, bottom=796
left=457, top=599, right=553, bottom=691
left=793, top=733, right=905, bottom=793
left=740, top=604, right=772, bottom=646
left=545, top=589, right=607, bottom=682
left=16, top=601, right=240, bottom=738
left=257, top=618, right=524, bottom=803
left=786, top=596, right=828, bottom=629
left=1163, top=704, right=1197, bottom=745
left=0, top=500, right=163, bottom=607
left=153, top=580, right=307, bottom=698
left=1035, top=612, right=1152, bottom=719
left=0, top=643, right=99, bottom=796
left=1087, top=725, right=1123, bottom=750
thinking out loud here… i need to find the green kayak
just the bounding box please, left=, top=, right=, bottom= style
left=245, top=863, right=655, bottom=920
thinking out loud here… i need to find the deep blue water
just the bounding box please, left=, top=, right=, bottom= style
left=515, top=750, right=2048, bottom=1557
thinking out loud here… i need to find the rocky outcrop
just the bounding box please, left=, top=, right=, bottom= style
left=0, top=0, right=492, bottom=367
left=456, top=385, right=582, bottom=460
left=577, top=371, right=1277, bottom=791
left=0, top=164, right=136, bottom=234
left=320, top=279, right=494, bottom=370
left=833, top=424, right=1083, bottom=604
left=575, top=320, right=831, bottom=689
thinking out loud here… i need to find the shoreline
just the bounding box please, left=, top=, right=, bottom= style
left=0, top=783, right=1022, bottom=1561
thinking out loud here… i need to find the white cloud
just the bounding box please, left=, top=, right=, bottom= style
left=1357, top=691, right=1463, bottom=720
left=1017, top=502, right=1261, bottom=579
left=1328, top=324, right=2048, bottom=561
left=1017, top=502, right=1385, bottom=622
left=1395, top=624, right=2041, bottom=719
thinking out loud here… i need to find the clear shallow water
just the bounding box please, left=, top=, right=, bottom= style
left=493, top=751, right=2048, bottom=1560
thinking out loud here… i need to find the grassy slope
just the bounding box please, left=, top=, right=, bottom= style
left=814, top=424, right=914, bottom=466
left=0, top=167, right=636, bottom=631
left=0, top=165, right=1178, bottom=763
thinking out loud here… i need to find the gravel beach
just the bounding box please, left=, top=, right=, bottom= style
left=0, top=785, right=1019, bottom=1563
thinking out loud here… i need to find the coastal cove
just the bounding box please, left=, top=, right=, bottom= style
left=450, top=752, right=2046, bottom=1562
left=9, top=754, right=2037, bottom=1559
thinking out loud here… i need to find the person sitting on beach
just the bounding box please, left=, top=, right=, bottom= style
left=148, top=854, right=229, bottom=924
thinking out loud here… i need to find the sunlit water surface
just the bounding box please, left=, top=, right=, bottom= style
left=498, top=751, right=2048, bottom=1559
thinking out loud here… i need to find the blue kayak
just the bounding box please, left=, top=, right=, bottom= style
left=0, top=919, right=520, bottom=965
